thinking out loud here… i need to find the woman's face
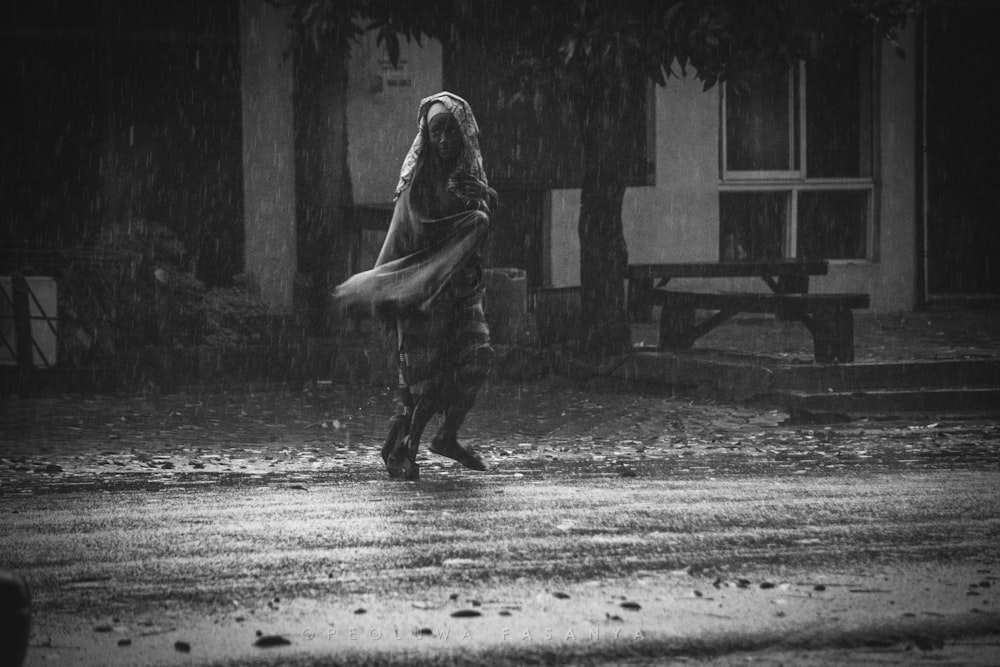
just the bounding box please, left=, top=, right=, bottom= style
left=427, top=112, right=461, bottom=161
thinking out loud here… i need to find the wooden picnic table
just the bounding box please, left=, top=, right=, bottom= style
left=628, top=259, right=828, bottom=295
left=627, top=259, right=869, bottom=363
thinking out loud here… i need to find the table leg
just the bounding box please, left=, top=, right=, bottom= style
left=629, top=279, right=654, bottom=323
left=773, top=274, right=809, bottom=321
left=811, top=307, right=855, bottom=363
left=658, top=305, right=696, bottom=349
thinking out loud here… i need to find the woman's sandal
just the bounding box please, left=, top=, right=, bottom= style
left=386, top=450, right=419, bottom=480
left=383, top=415, right=419, bottom=480
left=429, top=434, right=487, bottom=471
left=382, top=414, right=409, bottom=465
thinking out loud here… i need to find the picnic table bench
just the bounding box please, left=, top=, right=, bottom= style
left=627, top=260, right=870, bottom=363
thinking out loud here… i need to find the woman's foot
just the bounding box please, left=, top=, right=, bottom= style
left=385, top=452, right=419, bottom=480
left=429, top=433, right=487, bottom=471
left=385, top=428, right=419, bottom=480
left=382, top=414, right=410, bottom=465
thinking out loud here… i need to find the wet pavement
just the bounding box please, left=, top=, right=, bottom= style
left=3, top=471, right=999, bottom=666
left=1, top=307, right=999, bottom=666
left=3, top=374, right=1000, bottom=666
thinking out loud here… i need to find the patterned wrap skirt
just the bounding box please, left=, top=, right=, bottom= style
left=396, top=267, right=493, bottom=413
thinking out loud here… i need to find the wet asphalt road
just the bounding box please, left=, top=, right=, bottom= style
left=2, top=378, right=999, bottom=665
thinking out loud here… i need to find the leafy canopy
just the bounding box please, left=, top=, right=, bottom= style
left=275, top=0, right=922, bottom=92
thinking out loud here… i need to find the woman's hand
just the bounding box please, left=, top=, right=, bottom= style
left=451, top=174, right=497, bottom=213
left=452, top=174, right=490, bottom=201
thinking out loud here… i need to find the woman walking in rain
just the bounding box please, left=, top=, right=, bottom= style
left=334, top=92, right=497, bottom=480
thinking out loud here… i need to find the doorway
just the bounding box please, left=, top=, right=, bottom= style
left=923, top=4, right=1000, bottom=300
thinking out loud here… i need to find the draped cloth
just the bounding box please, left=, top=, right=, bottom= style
left=332, top=190, right=489, bottom=321
left=393, top=92, right=489, bottom=205
left=332, top=92, right=494, bottom=405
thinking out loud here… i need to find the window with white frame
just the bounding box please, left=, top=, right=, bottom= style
left=719, top=27, right=876, bottom=261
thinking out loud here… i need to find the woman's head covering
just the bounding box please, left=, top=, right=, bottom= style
left=425, top=101, right=450, bottom=123
left=394, top=92, right=488, bottom=202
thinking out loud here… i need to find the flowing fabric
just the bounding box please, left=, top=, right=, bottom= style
left=332, top=189, right=489, bottom=321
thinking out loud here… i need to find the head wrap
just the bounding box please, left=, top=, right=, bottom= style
left=394, top=92, right=488, bottom=202
left=425, top=101, right=450, bottom=123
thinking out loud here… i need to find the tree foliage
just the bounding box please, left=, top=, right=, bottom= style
left=269, top=0, right=444, bottom=61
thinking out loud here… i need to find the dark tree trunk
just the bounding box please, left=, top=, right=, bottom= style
left=293, top=41, right=354, bottom=334
left=578, top=136, right=632, bottom=357
left=575, top=66, right=645, bottom=358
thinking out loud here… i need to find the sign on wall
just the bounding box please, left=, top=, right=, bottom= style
left=373, top=60, right=413, bottom=93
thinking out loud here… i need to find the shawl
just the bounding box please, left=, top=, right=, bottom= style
left=333, top=92, right=492, bottom=321
left=393, top=92, right=489, bottom=204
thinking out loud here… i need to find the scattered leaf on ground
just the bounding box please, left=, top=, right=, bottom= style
left=412, top=600, right=441, bottom=610
left=254, top=634, right=291, bottom=648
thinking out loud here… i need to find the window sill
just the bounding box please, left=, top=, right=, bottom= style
left=819, top=258, right=877, bottom=266
left=719, top=178, right=874, bottom=190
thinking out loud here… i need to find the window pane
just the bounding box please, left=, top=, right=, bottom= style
left=797, top=190, right=869, bottom=259
left=719, top=192, right=788, bottom=259
left=725, top=67, right=795, bottom=172
left=805, top=33, right=873, bottom=177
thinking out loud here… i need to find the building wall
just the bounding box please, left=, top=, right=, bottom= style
left=546, top=27, right=919, bottom=312
left=238, top=14, right=442, bottom=310
left=239, top=0, right=297, bottom=312
left=797, top=26, right=917, bottom=311
left=547, top=73, right=721, bottom=289
left=346, top=33, right=443, bottom=204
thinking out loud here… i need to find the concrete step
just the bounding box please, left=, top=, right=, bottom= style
left=761, top=386, right=1000, bottom=416
left=769, top=359, right=1000, bottom=393
left=614, top=349, right=1000, bottom=400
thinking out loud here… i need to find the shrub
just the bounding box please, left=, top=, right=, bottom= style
left=59, top=220, right=269, bottom=364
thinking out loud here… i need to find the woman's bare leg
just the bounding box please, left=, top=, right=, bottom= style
left=429, top=345, right=491, bottom=470
left=430, top=399, right=486, bottom=471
